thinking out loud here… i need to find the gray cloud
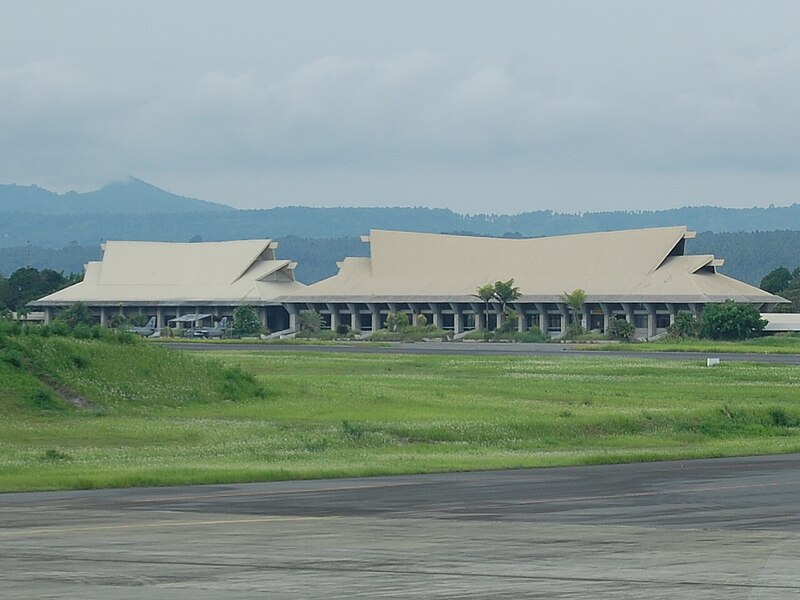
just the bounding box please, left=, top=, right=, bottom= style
left=1, top=1, right=800, bottom=213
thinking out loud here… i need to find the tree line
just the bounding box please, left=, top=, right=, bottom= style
left=760, top=266, right=800, bottom=312
left=0, top=268, right=80, bottom=314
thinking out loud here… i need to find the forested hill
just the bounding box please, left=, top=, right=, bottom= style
left=3, top=230, right=799, bottom=288
left=2, top=203, right=800, bottom=248
left=0, top=178, right=231, bottom=215
left=2, top=179, right=798, bottom=287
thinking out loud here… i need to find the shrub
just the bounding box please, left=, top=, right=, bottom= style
left=608, top=318, right=635, bottom=341
left=335, top=324, right=351, bottom=336
left=0, top=346, right=23, bottom=368
left=701, top=301, right=767, bottom=340
left=668, top=310, right=700, bottom=339
left=232, top=305, right=263, bottom=337
left=385, top=311, right=410, bottom=332
left=298, top=309, right=323, bottom=332
left=49, top=320, right=71, bottom=336
left=497, top=309, right=519, bottom=333
left=31, top=389, right=61, bottom=411
left=562, top=323, right=584, bottom=340
left=108, top=313, right=130, bottom=329
left=41, top=448, right=71, bottom=461
left=56, top=302, right=95, bottom=328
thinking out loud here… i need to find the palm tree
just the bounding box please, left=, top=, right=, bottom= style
left=493, top=279, right=521, bottom=331
left=561, top=288, right=587, bottom=331
left=475, top=284, right=495, bottom=331
left=493, top=279, right=521, bottom=314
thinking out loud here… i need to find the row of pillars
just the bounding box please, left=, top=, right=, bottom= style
left=284, top=302, right=705, bottom=337
left=74, top=306, right=278, bottom=330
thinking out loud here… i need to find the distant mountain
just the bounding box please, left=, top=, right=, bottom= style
left=0, top=177, right=233, bottom=214
left=1, top=178, right=800, bottom=286
left=2, top=203, right=800, bottom=249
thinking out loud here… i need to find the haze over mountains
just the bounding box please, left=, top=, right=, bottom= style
left=1, top=178, right=799, bottom=285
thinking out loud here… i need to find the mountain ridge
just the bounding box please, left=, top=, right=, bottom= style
left=0, top=177, right=232, bottom=214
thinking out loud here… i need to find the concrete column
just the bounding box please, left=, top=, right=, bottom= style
left=284, top=304, right=300, bottom=332
left=44, top=307, right=53, bottom=325
left=428, top=303, right=443, bottom=328
left=623, top=303, right=634, bottom=323
left=326, top=303, right=340, bottom=331
left=174, top=306, right=183, bottom=329
left=470, top=303, right=485, bottom=331
left=260, top=307, right=268, bottom=330
left=156, top=307, right=164, bottom=329
left=558, top=304, right=570, bottom=335
left=645, top=303, right=658, bottom=338
left=367, top=303, right=380, bottom=332
left=409, top=303, right=420, bottom=326
left=690, top=303, right=703, bottom=319
left=514, top=303, right=526, bottom=332
left=449, top=303, right=463, bottom=334
left=665, top=303, right=676, bottom=325
left=581, top=306, right=591, bottom=330
left=599, top=303, right=612, bottom=333
left=99, top=307, right=107, bottom=327
left=347, top=303, right=361, bottom=331
left=535, top=303, right=547, bottom=333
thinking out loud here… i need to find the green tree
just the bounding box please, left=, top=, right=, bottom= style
left=561, top=288, right=587, bottom=333
left=57, top=302, right=94, bottom=328
left=701, top=301, right=767, bottom=340
left=760, top=267, right=793, bottom=294
left=492, top=279, right=521, bottom=314
left=298, top=308, right=323, bottom=332
left=0, top=274, right=8, bottom=311
left=232, top=305, right=263, bottom=337
left=3, top=267, right=68, bottom=311
left=475, top=283, right=495, bottom=330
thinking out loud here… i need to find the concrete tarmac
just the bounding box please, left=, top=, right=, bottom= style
left=163, top=340, right=800, bottom=364
left=3, top=455, right=800, bottom=599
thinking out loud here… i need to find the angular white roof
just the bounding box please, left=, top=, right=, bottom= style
left=281, top=227, right=785, bottom=305
left=32, top=239, right=305, bottom=305
left=761, top=313, right=800, bottom=332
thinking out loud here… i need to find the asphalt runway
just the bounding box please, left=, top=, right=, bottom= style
left=3, top=455, right=800, bottom=599
left=164, top=340, right=800, bottom=364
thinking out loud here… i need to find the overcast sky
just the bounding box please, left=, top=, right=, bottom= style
left=2, top=1, right=800, bottom=213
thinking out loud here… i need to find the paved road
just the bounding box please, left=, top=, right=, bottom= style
left=3, top=455, right=800, bottom=599
left=164, top=340, right=800, bottom=364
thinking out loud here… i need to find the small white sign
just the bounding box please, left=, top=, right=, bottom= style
left=707, top=358, right=720, bottom=367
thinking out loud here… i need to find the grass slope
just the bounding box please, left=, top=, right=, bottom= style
left=2, top=343, right=800, bottom=492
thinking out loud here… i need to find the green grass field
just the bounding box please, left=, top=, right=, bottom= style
left=579, top=334, right=800, bottom=354
left=2, top=336, right=800, bottom=492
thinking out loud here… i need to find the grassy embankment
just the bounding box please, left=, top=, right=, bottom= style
left=1, top=336, right=800, bottom=492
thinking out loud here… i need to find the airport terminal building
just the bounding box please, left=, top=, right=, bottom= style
left=30, top=239, right=303, bottom=332
left=31, top=226, right=785, bottom=338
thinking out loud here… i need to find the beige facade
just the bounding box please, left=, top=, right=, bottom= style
left=31, top=227, right=785, bottom=339
left=276, top=227, right=786, bottom=337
